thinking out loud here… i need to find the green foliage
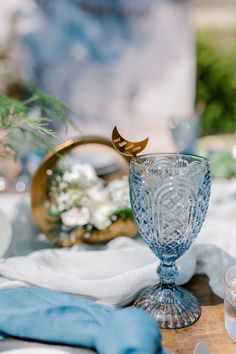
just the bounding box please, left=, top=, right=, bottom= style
left=32, top=90, right=72, bottom=125
left=196, top=31, right=236, bottom=136
left=210, top=151, right=236, bottom=179
left=0, top=89, right=76, bottom=156
left=0, top=95, right=28, bottom=129
left=111, top=208, right=134, bottom=220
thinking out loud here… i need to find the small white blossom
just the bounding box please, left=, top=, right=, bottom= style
left=91, top=204, right=116, bottom=230
left=57, top=192, right=73, bottom=212
left=61, top=207, right=90, bottom=227
left=87, top=185, right=109, bottom=203
left=63, top=164, right=98, bottom=189
left=107, top=177, right=130, bottom=209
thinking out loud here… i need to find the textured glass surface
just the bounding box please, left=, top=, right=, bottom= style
left=129, top=153, right=211, bottom=329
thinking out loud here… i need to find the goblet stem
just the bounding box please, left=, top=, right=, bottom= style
left=134, top=260, right=201, bottom=329
left=157, top=261, right=178, bottom=287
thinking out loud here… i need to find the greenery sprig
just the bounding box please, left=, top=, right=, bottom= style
left=0, top=89, right=77, bottom=157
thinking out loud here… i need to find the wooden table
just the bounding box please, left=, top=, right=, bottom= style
left=162, top=274, right=236, bottom=354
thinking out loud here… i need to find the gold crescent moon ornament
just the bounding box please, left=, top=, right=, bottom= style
left=112, top=126, right=149, bottom=158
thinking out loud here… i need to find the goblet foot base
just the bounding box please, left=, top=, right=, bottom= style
left=134, top=284, right=201, bottom=329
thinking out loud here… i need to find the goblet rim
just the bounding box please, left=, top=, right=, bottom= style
left=131, top=152, right=209, bottom=167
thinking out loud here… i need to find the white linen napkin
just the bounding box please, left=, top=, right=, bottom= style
left=0, top=237, right=196, bottom=307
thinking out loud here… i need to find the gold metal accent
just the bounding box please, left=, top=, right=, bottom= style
left=31, top=136, right=137, bottom=246
left=112, top=126, right=149, bottom=157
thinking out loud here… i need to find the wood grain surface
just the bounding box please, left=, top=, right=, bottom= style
left=162, top=304, right=236, bottom=354
left=162, top=275, right=236, bottom=354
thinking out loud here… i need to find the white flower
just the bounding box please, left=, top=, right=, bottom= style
left=61, top=207, right=90, bottom=227
left=91, top=204, right=116, bottom=230
left=86, top=185, right=109, bottom=203
left=83, top=185, right=114, bottom=230
left=57, top=181, right=68, bottom=191
left=56, top=192, right=73, bottom=212
left=107, top=177, right=130, bottom=209
left=63, top=164, right=98, bottom=189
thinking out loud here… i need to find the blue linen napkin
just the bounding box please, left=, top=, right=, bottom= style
left=0, top=287, right=167, bottom=354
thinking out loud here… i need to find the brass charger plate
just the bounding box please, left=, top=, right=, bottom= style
left=31, top=136, right=137, bottom=246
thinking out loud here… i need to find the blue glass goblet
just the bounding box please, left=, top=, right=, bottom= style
left=129, top=153, right=211, bottom=329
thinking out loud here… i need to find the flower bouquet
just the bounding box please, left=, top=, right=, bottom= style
left=46, top=159, right=137, bottom=246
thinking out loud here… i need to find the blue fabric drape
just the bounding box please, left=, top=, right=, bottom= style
left=0, top=287, right=165, bottom=354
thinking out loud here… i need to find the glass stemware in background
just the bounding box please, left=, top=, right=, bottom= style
left=169, top=114, right=201, bottom=154
left=129, top=153, right=211, bottom=329
left=224, top=265, right=236, bottom=341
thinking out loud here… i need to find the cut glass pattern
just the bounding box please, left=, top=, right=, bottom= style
left=129, top=153, right=211, bottom=329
